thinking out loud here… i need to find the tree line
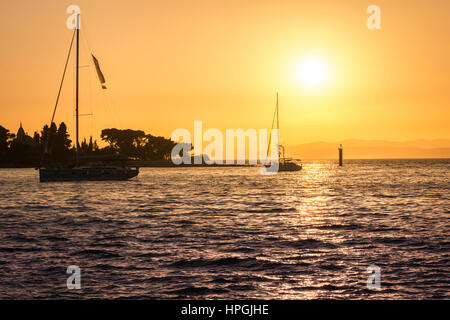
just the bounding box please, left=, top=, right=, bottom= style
left=0, top=123, right=179, bottom=166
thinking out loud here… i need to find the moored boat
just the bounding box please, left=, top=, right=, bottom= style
left=39, top=166, right=138, bottom=182
left=38, top=12, right=139, bottom=182
left=264, top=93, right=302, bottom=172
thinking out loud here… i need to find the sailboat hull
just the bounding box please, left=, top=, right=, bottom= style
left=39, top=167, right=139, bottom=182
left=279, top=162, right=302, bottom=171
left=265, top=162, right=302, bottom=172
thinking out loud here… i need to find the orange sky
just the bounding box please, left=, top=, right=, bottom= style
left=1, top=0, right=449, bottom=147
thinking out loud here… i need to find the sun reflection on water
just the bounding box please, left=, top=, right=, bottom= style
left=0, top=160, right=448, bottom=299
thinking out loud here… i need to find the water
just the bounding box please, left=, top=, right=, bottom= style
left=0, top=159, right=448, bottom=299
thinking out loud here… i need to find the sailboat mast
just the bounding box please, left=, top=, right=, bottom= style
left=276, top=92, right=279, bottom=130
left=276, top=92, right=280, bottom=160
left=75, top=13, right=80, bottom=167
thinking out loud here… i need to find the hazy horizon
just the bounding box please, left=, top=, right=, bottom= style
left=4, top=122, right=450, bottom=160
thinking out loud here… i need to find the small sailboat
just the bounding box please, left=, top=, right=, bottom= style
left=265, top=93, right=302, bottom=172
left=38, top=13, right=138, bottom=182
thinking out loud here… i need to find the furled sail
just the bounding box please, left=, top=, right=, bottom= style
left=91, top=54, right=107, bottom=89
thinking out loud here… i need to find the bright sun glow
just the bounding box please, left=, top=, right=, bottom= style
left=297, top=59, right=327, bottom=87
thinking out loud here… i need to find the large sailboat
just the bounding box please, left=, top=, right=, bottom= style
left=38, top=13, right=138, bottom=182
left=265, top=93, right=302, bottom=172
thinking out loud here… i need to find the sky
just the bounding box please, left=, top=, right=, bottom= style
left=1, top=0, right=449, bottom=147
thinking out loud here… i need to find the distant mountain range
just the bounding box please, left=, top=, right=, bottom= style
left=285, top=139, right=450, bottom=159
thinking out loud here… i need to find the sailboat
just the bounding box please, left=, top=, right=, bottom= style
left=265, top=93, right=302, bottom=172
left=38, top=13, right=139, bottom=182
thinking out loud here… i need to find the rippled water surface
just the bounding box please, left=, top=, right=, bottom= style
left=0, top=160, right=449, bottom=299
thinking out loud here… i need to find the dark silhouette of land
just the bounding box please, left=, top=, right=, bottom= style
left=0, top=123, right=183, bottom=168
left=1, top=123, right=448, bottom=168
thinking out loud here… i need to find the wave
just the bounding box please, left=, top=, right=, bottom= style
left=168, top=286, right=229, bottom=296
left=0, top=247, right=43, bottom=252
left=280, top=238, right=338, bottom=249
left=74, top=249, right=121, bottom=258
left=315, top=223, right=362, bottom=231
left=168, top=256, right=288, bottom=270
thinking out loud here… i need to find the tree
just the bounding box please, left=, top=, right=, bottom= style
left=80, top=136, right=99, bottom=154
left=33, top=132, right=40, bottom=147
left=53, top=122, right=72, bottom=162
left=88, top=136, right=93, bottom=153
left=101, top=128, right=146, bottom=158
left=39, top=122, right=72, bottom=164
left=40, top=123, right=57, bottom=154
left=141, top=134, right=177, bottom=160
left=0, top=125, right=13, bottom=155
left=100, top=128, right=178, bottom=160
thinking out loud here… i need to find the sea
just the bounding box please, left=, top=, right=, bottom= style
left=0, top=159, right=448, bottom=299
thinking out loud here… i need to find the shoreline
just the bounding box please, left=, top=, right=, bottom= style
left=0, top=158, right=448, bottom=169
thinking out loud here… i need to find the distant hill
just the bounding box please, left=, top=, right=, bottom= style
left=285, top=139, right=450, bottom=159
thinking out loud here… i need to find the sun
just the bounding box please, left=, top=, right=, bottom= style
left=296, top=59, right=327, bottom=87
